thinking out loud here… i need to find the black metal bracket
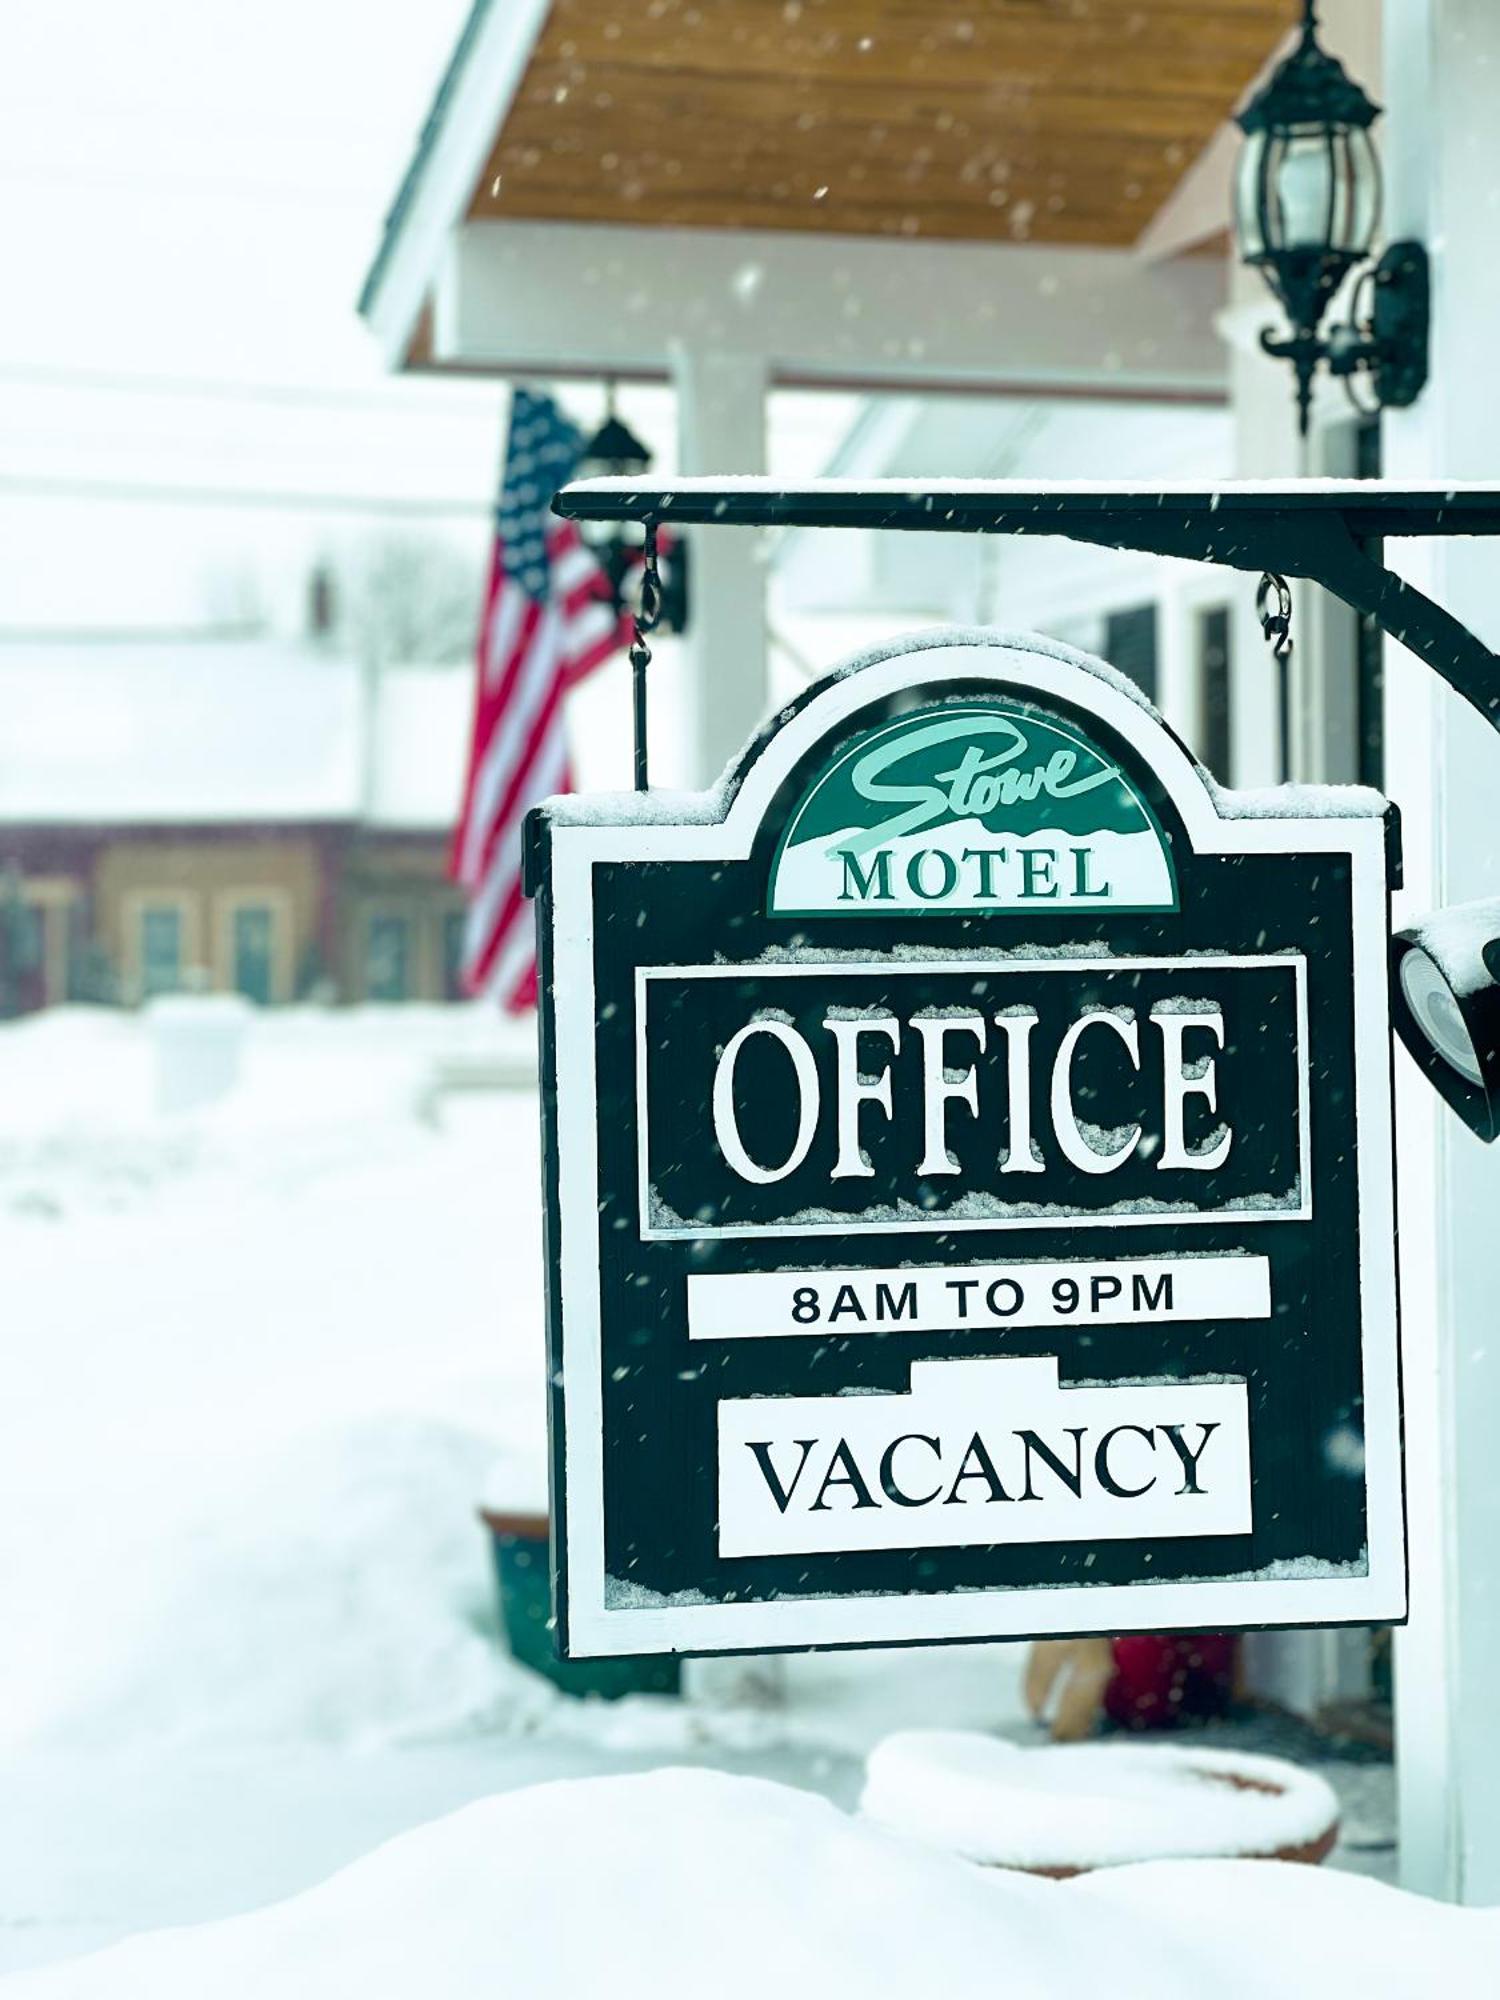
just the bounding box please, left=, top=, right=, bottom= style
left=553, top=481, right=1500, bottom=783
left=1258, top=244, right=1431, bottom=435
left=1343, top=241, right=1431, bottom=415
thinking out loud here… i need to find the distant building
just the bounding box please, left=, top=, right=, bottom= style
left=0, top=633, right=471, bottom=1013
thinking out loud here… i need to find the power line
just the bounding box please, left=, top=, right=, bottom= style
left=0, top=472, right=495, bottom=519
left=0, top=360, right=504, bottom=417
left=0, top=624, right=267, bottom=644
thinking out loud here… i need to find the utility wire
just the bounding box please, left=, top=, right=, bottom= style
left=0, top=360, right=504, bottom=416
left=0, top=473, right=494, bottom=519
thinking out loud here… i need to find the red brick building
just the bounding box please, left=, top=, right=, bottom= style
left=0, top=633, right=472, bottom=1012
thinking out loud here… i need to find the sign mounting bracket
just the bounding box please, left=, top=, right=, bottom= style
left=554, top=480, right=1500, bottom=774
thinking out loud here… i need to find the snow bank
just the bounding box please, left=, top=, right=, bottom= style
left=4, top=1770, right=1491, bottom=2000
left=0, top=1006, right=1027, bottom=1778
left=861, top=1730, right=1338, bottom=1869
left=0, top=1005, right=558, bottom=1755
left=0, top=1002, right=532, bottom=1218
left=3, top=1415, right=546, bottom=1755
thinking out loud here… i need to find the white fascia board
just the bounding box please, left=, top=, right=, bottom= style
left=361, top=0, right=551, bottom=369
left=433, top=219, right=1229, bottom=401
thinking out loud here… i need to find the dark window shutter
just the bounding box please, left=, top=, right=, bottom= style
left=1103, top=603, right=1159, bottom=706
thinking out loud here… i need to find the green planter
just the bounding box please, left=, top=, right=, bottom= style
left=479, top=1508, right=681, bottom=1700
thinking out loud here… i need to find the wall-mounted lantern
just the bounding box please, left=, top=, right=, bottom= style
left=1233, top=0, right=1429, bottom=435
left=576, top=388, right=688, bottom=633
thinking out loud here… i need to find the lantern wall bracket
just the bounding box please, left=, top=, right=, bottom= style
left=1319, top=241, right=1430, bottom=417
left=554, top=479, right=1500, bottom=779
left=1257, top=242, right=1430, bottom=430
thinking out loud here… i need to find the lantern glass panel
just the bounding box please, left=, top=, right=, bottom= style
left=1344, top=125, right=1381, bottom=255
left=1271, top=127, right=1337, bottom=251
left=1251, top=122, right=1380, bottom=261
left=1233, top=131, right=1269, bottom=257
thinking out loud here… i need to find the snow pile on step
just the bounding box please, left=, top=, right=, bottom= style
left=0, top=1001, right=530, bottom=1218
left=860, top=1730, right=1339, bottom=1869
left=0, top=1002, right=571, bottom=1758
left=4, top=1770, right=1492, bottom=2000
left=3, top=1415, right=544, bottom=1755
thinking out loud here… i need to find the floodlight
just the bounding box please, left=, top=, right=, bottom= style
left=1391, top=899, right=1500, bottom=1140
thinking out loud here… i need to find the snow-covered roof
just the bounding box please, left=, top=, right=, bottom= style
left=0, top=634, right=468, bottom=831
left=366, top=659, right=471, bottom=831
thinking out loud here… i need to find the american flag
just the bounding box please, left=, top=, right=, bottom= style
left=453, top=389, right=628, bottom=1010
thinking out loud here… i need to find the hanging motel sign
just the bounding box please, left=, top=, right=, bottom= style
left=528, top=629, right=1406, bottom=1657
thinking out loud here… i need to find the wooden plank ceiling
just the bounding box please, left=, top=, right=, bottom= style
left=470, top=0, right=1294, bottom=248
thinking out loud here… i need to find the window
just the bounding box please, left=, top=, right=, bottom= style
left=366, top=913, right=410, bottom=1002
left=12, top=902, right=43, bottom=977
left=140, top=904, right=184, bottom=999
left=0, top=900, right=44, bottom=1016
left=1103, top=604, right=1159, bottom=705
left=231, top=905, right=276, bottom=1006
left=1198, top=606, right=1233, bottom=782
left=442, top=909, right=467, bottom=1002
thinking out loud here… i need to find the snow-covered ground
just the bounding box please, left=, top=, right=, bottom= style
left=0, top=1003, right=1031, bottom=1975
left=1, top=1005, right=1426, bottom=1986
left=4, top=1769, right=1490, bottom=2000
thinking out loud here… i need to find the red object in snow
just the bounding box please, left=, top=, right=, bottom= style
left=1105, top=1634, right=1237, bottom=1731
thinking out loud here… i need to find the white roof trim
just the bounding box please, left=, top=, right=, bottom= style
left=360, top=0, right=552, bottom=368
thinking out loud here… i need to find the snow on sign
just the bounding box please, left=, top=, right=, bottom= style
left=528, top=631, right=1406, bottom=1658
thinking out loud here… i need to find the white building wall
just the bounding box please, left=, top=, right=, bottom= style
left=1383, top=0, right=1500, bottom=1907
left=774, top=398, right=1236, bottom=764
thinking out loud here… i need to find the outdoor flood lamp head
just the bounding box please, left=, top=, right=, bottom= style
left=1233, top=0, right=1427, bottom=435
left=1391, top=900, right=1500, bottom=1141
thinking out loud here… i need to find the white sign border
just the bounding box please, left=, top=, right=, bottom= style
left=542, top=632, right=1405, bottom=1655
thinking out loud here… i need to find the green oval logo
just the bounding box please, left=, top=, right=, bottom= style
left=770, top=699, right=1177, bottom=916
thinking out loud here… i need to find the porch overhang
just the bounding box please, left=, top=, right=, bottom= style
left=425, top=218, right=1230, bottom=401
left=361, top=0, right=1295, bottom=401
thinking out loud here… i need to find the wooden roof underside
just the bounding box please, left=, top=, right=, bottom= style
left=470, top=0, right=1294, bottom=249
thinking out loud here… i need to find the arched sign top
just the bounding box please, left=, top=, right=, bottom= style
left=768, top=694, right=1178, bottom=917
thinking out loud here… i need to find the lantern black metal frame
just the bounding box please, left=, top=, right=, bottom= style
left=576, top=393, right=691, bottom=635
left=1233, top=0, right=1429, bottom=435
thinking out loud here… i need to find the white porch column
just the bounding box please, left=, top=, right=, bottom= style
left=1217, top=269, right=1298, bottom=787
left=671, top=346, right=769, bottom=785
left=1384, top=0, right=1500, bottom=1906
left=670, top=342, right=779, bottom=1714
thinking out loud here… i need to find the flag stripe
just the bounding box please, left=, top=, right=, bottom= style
left=470, top=658, right=571, bottom=886
left=457, top=599, right=561, bottom=886
left=463, top=724, right=570, bottom=969
left=451, top=389, right=630, bottom=1012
